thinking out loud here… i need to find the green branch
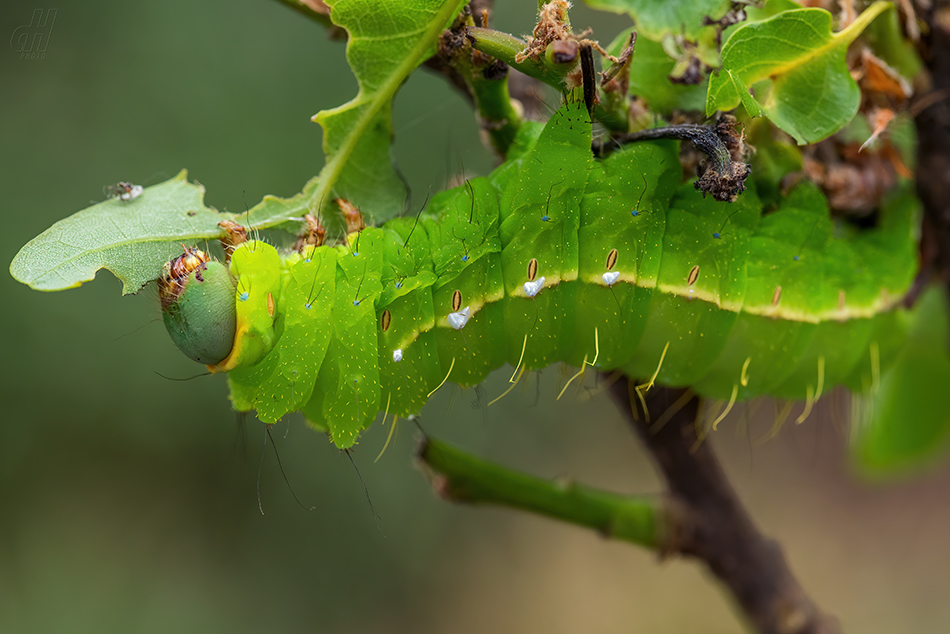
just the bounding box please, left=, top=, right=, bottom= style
left=416, top=437, right=678, bottom=550
left=466, top=26, right=571, bottom=86
left=436, top=12, right=524, bottom=155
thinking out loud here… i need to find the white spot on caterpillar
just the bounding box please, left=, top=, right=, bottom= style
left=602, top=271, right=620, bottom=286
left=448, top=306, right=471, bottom=330
left=523, top=276, right=545, bottom=298
left=393, top=348, right=403, bottom=363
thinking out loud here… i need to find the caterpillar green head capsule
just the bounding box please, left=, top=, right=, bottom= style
left=159, top=246, right=237, bottom=366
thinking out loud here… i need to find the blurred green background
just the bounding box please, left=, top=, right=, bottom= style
left=2, top=1, right=949, bottom=632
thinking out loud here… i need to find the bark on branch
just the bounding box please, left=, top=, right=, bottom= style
left=610, top=382, right=839, bottom=634
left=416, top=380, right=839, bottom=634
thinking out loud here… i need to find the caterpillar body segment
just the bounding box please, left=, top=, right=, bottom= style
left=300, top=229, right=385, bottom=445
left=499, top=101, right=591, bottom=371
left=423, top=175, right=506, bottom=388
left=183, top=101, right=919, bottom=448
left=226, top=244, right=336, bottom=423
left=567, top=125, right=683, bottom=372
left=210, top=242, right=283, bottom=372
left=376, top=217, right=441, bottom=420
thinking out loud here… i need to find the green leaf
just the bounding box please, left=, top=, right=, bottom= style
left=9, top=171, right=227, bottom=294
left=584, top=0, right=732, bottom=42
left=309, top=0, right=468, bottom=232
left=852, top=286, right=950, bottom=475
left=9, top=171, right=332, bottom=294
left=706, top=2, right=892, bottom=144
left=744, top=117, right=802, bottom=206
left=720, top=0, right=802, bottom=43
left=587, top=0, right=728, bottom=87
left=727, top=70, right=761, bottom=117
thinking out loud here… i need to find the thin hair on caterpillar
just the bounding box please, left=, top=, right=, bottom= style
left=712, top=203, right=743, bottom=239
left=401, top=202, right=426, bottom=252
left=464, top=178, right=476, bottom=224
left=541, top=178, right=566, bottom=222
left=241, top=190, right=262, bottom=245
left=257, top=424, right=317, bottom=515
left=630, top=174, right=649, bottom=217
left=285, top=372, right=297, bottom=438
left=233, top=410, right=249, bottom=461
left=153, top=370, right=213, bottom=381
left=111, top=317, right=163, bottom=342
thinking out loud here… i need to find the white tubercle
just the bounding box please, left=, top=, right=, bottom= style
left=523, top=276, right=545, bottom=298
left=602, top=271, right=620, bottom=286
left=447, top=306, right=471, bottom=330
left=392, top=348, right=403, bottom=363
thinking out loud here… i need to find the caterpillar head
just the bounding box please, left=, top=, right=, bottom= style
left=159, top=246, right=237, bottom=365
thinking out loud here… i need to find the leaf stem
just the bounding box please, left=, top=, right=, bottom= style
left=416, top=437, right=675, bottom=550
left=466, top=26, right=571, bottom=86
left=439, top=12, right=523, bottom=155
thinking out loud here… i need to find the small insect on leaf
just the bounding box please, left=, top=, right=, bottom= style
left=108, top=181, right=144, bottom=201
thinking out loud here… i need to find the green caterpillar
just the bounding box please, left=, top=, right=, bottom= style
left=161, top=100, right=920, bottom=449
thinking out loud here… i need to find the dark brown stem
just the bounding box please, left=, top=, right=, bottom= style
left=610, top=382, right=840, bottom=634
left=596, top=120, right=751, bottom=202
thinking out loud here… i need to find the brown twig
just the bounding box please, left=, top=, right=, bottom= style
left=609, top=382, right=840, bottom=634
left=596, top=119, right=751, bottom=202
